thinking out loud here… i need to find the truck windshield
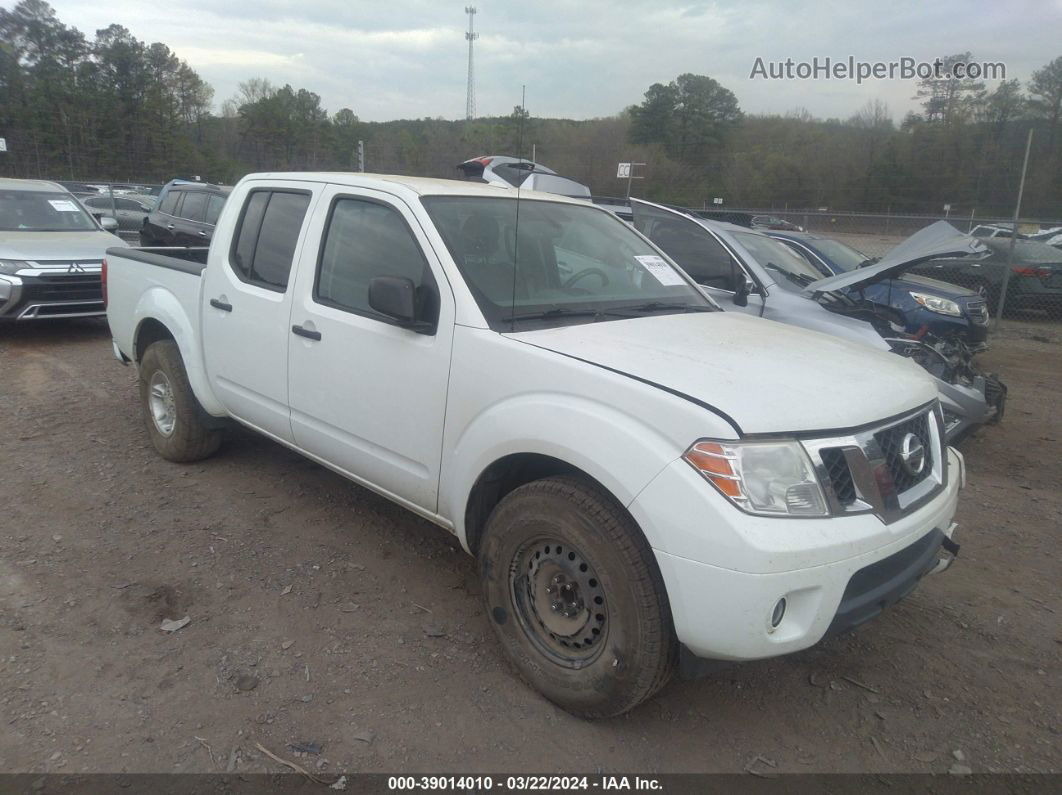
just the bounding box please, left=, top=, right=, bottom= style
left=422, top=196, right=714, bottom=329
left=0, top=190, right=99, bottom=232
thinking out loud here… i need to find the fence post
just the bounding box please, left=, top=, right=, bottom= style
left=996, top=129, right=1033, bottom=322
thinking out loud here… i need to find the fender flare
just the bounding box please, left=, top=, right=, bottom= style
left=132, top=288, right=225, bottom=416
left=441, top=391, right=733, bottom=551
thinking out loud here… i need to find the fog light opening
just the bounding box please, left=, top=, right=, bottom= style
left=770, top=598, right=787, bottom=630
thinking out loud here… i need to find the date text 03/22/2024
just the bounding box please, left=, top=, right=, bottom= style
left=386, top=776, right=663, bottom=791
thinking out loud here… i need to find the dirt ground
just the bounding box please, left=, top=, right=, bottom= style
left=0, top=318, right=1059, bottom=776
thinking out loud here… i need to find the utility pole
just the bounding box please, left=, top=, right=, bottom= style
left=357, top=140, right=364, bottom=172
left=464, top=7, right=478, bottom=121
left=996, top=128, right=1033, bottom=322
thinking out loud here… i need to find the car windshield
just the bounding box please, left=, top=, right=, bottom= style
left=808, top=238, right=872, bottom=271
left=0, top=190, right=98, bottom=232
left=732, top=231, right=826, bottom=291
left=422, top=196, right=714, bottom=329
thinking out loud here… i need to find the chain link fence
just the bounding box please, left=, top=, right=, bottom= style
left=725, top=209, right=1062, bottom=329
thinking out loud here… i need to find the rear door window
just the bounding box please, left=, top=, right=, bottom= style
left=179, top=191, right=208, bottom=222
left=229, top=190, right=311, bottom=291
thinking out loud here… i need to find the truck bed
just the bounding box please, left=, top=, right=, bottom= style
left=105, top=246, right=210, bottom=366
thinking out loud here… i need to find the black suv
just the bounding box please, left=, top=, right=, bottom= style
left=140, top=183, right=230, bottom=247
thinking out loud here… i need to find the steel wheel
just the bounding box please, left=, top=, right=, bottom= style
left=148, top=369, right=177, bottom=437
left=509, top=538, right=608, bottom=667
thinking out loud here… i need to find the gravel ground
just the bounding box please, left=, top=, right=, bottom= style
left=0, top=318, right=1059, bottom=776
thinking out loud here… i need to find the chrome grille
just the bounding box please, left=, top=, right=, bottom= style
left=803, top=404, right=946, bottom=524
left=820, top=448, right=857, bottom=506
left=875, top=412, right=934, bottom=493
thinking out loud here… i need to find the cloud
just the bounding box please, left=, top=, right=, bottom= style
left=43, top=0, right=1062, bottom=122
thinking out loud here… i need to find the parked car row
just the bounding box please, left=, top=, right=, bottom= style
left=630, top=202, right=1006, bottom=443
left=2, top=170, right=1019, bottom=719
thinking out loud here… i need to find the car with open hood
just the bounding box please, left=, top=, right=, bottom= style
left=0, top=178, right=127, bottom=321
left=767, top=229, right=990, bottom=346
left=631, top=201, right=1004, bottom=442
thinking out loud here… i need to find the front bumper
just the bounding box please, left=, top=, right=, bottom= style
left=0, top=269, right=104, bottom=321
left=631, top=447, right=964, bottom=662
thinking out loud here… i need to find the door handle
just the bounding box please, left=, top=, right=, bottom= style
left=167, top=224, right=175, bottom=230
left=198, top=230, right=207, bottom=236
left=291, top=324, right=322, bottom=341
left=209, top=298, right=232, bottom=312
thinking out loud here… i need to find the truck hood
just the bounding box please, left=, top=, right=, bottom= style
left=0, top=230, right=127, bottom=262
left=805, top=221, right=986, bottom=296
left=507, top=312, right=937, bottom=435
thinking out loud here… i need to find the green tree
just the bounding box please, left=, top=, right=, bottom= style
left=1029, top=56, right=1062, bottom=156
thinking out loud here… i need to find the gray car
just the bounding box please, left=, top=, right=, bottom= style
left=81, top=194, right=155, bottom=232
left=631, top=199, right=998, bottom=442
left=0, top=178, right=127, bottom=321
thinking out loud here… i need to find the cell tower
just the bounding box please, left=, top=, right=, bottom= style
left=464, top=6, right=478, bottom=120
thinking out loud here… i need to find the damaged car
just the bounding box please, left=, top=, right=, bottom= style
left=631, top=201, right=1006, bottom=443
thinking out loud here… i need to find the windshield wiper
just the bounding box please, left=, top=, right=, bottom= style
left=507, top=307, right=606, bottom=323
left=507, top=302, right=713, bottom=325
left=766, top=264, right=814, bottom=287
left=602, top=301, right=715, bottom=316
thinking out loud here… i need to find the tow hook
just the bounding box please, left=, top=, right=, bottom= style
left=928, top=523, right=961, bottom=575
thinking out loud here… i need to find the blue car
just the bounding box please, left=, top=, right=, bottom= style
left=768, top=231, right=991, bottom=346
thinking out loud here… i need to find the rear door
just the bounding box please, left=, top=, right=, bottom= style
left=201, top=182, right=320, bottom=443
left=173, top=190, right=209, bottom=246
left=286, top=185, right=455, bottom=511
left=147, top=190, right=182, bottom=245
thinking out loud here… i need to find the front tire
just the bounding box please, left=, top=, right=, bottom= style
left=138, top=340, right=222, bottom=462
left=478, top=476, right=675, bottom=718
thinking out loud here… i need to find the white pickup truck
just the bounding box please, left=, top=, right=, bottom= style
left=105, top=173, right=964, bottom=717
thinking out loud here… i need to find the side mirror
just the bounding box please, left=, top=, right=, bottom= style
left=99, top=216, right=119, bottom=233
left=368, top=275, right=416, bottom=325
left=732, top=277, right=755, bottom=307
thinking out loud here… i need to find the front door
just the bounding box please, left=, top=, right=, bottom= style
left=631, top=199, right=763, bottom=316
left=287, top=185, right=454, bottom=512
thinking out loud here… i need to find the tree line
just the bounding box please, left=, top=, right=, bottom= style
left=1, top=1, right=1060, bottom=218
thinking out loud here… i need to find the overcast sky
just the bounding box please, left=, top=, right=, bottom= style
left=33, top=0, right=1062, bottom=122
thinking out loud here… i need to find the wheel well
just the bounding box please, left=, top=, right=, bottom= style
left=465, top=453, right=602, bottom=555
left=134, top=318, right=175, bottom=362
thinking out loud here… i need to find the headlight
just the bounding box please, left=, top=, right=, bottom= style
left=683, top=439, right=828, bottom=517
left=910, top=291, right=962, bottom=317
left=0, top=259, right=30, bottom=275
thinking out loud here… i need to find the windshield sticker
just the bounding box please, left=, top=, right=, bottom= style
left=635, top=255, right=685, bottom=286
left=48, top=199, right=81, bottom=212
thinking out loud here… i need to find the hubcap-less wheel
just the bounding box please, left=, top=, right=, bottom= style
left=148, top=370, right=177, bottom=437
left=509, top=539, right=608, bottom=666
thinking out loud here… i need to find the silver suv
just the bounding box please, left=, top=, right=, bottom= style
left=0, top=178, right=126, bottom=321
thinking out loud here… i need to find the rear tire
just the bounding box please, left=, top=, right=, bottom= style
left=478, top=475, right=676, bottom=718
left=138, top=340, right=222, bottom=462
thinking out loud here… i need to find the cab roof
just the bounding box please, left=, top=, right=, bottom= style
left=242, top=172, right=590, bottom=205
